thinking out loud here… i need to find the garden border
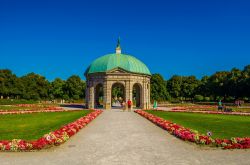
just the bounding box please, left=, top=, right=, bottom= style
left=0, top=109, right=85, bottom=115
left=0, top=110, right=102, bottom=151
left=135, top=110, right=250, bottom=149
left=157, top=107, right=250, bottom=116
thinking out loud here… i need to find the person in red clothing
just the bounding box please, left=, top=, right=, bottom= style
left=127, top=99, right=132, bottom=111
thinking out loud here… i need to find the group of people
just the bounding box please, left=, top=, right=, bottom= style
left=235, top=100, right=244, bottom=107
left=121, top=99, right=132, bottom=111
left=118, top=99, right=158, bottom=111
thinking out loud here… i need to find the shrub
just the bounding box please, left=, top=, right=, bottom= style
left=204, top=97, right=210, bottom=102
left=225, top=96, right=235, bottom=102
left=243, top=97, right=249, bottom=102
left=194, top=95, right=204, bottom=102
left=73, top=95, right=80, bottom=100
left=216, top=96, right=224, bottom=101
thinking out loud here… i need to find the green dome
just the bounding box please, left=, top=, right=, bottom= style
left=85, top=53, right=151, bottom=76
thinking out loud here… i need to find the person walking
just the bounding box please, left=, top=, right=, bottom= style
left=127, top=99, right=132, bottom=111
left=218, top=100, right=223, bottom=111
left=153, top=100, right=158, bottom=110
left=122, top=101, right=126, bottom=112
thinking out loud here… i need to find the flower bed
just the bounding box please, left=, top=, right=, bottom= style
left=0, top=107, right=63, bottom=113
left=16, top=104, right=43, bottom=107
left=0, top=109, right=75, bottom=115
left=171, top=107, right=188, bottom=111
left=171, top=105, right=216, bottom=111
left=0, top=110, right=102, bottom=151
left=169, top=109, right=250, bottom=116
left=135, top=110, right=250, bottom=149
left=0, top=104, right=63, bottom=112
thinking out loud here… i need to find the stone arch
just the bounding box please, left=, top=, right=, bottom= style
left=132, top=83, right=143, bottom=108
left=85, top=74, right=151, bottom=110
left=94, top=83, right=104, bottom=108
left=111, top=82, right=126, bottom=108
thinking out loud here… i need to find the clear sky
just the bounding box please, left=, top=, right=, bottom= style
left=0, top=0, right=250, bottom=80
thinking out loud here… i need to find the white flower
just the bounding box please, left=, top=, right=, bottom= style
left=46, top=135, right=51, bottom=141
left=207, top=131, right=212, bottom=137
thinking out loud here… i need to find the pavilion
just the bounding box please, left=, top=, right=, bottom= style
left=84, top=39, right=151, bottom=110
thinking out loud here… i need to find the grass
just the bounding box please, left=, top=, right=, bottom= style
left=147, top=110, right=250, bottom=139
left=0, top=104, right=61, bottom=111
left=0, top=105, right=34, bottom=111
left=0, top=99, right=38, bottom=105
left=0, top=110, right=92, bottom=140
left=165, top=103, right=250, bottom=113
left=232, top=107, right=250, bottom=113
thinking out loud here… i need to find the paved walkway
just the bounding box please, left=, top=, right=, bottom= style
left=1, top=109, right=250, bottom=165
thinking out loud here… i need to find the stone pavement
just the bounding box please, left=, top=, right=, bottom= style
left=1, top=109, right=250, bottom=165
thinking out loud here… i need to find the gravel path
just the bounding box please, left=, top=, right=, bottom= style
left=1, top=109, right=250, bottom=165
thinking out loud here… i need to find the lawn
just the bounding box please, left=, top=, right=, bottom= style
left=167, top=103, right=250, bottom=113
left=0, top=110, right=92, bottom=140
left=0, top=105, right=34, bottom=111
left=0, top=99, right=37, bottom=105
left=232, top=107, right=250, bottom=113
left=0, top=104, right=60, bottom=111
left=147, top=110, right=250, bottom=139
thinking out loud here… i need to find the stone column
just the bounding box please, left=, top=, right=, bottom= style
left=142, top=81, right=147, bottom=109
left=88, top=84, right=95, bottom=109
left=148, top=82, right=151, bottom=109
left=104, top=80, right=112, bottom=110
left=85, top=85, right=89, bottom=108
left=129, top=82, right=133, bottom=101
left=125, top=80, right=132, bottom=109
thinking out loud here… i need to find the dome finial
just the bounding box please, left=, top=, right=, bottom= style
left=116, top=37, right=121, bottom=54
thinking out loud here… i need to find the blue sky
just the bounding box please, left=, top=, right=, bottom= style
left=0, top=0, right=250, bottom=80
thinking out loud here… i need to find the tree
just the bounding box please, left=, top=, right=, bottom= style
left=242, top=65, right=250, bottom=98
left=207, top=71, right=230, bottom=100
left=0, top=69, right=22, bottom=99
left=64, top=75, right=84, bottom=100
left=1, top=64, right=250, bottom=102
left=181, top=76, right=200, bottom=100
left=151, top=73, right=170, bottom=101
left=166, top=75, right=182, bottom=99
left=21, top=73, right=50, bottom=100
left=226, top=68, right=243, bottom=99
left=197, top=76, right=210, bottom=97
left=82, top=81, right=86, bottom=99
left=50, top=78, right=65, bottom=99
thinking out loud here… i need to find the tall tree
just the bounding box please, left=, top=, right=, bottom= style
left=0, top=69, right=21, bottom=98
left=151, top=73, right=170, bottom=101
left=50, top=78, right=65, bottom=99
left=167, top=75, right=182, bottom=98
left=21, top=73, right=50, bottom=100
left=64, top=75, right=84, bottom=100
left=181, top=76, right=200, bottom=100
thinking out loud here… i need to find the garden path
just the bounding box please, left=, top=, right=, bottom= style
left=1, top=109, right=250, bottom=165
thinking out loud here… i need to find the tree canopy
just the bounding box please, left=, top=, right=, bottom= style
left=0, top=70, right=86, bottom=101
left=155, top=65, right=250, bottom=102
left=1, top=64, right=250, bottom=102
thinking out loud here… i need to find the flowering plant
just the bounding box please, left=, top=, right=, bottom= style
left=0, top=109, right=80, bottom=115
left=0, top=110, right=102, bottom=151
left=0, top=104, right=63, bottom=113
left=169, top=109, right=250, bottom=116
left=135, top=110, right=250, bottom=149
